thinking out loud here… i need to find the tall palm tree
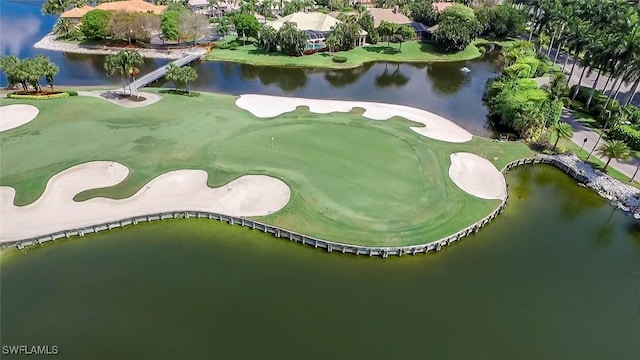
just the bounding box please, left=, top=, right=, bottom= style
left=597, top=140, right=631, bottom=171
left=550, top=122, right=573, bottom=150
left=104, top=50, right=144, bottom=96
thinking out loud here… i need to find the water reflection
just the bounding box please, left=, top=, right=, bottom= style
left=427, top=62, right=472, bottom=96
left=1, top=0, right=500, bottom=136
left=239, top=64, right=308, bottom=92
left=374, top=63, right=409, bottom=88
left=324, top=63, right=372, bottom=88
left=0, top=14, right=42, bottom=56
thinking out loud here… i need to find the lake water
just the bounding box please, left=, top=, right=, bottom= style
left=1, top=1, right=639, bottom=358
left=0, top=0, right=499, bottom=136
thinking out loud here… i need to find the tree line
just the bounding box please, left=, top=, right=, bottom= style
left=0, top=55, right=60, bottom=92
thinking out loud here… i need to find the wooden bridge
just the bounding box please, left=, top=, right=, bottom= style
left=129, top=51, right=204, bottom=91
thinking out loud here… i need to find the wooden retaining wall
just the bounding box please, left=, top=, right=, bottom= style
left=3, top=156, right=583, bottom=257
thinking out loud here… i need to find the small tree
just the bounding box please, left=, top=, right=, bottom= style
left=132, top=13, right=161, bottom=44
left=215, top=16, right=232, bottom=43
left=161, top=9, right=182, bottom=41
left=257, top=25, right=278, bottom=52
left=378, top=21, right=398, bottom=49
left=0, top=56, right=25, bottom=91
left=326, top=32, right=340, bottom=56
left=81, top=9, right=111, bottom=40
left=34, top=55, right=59, bottom=91
left=395, top=25, right=415, bottom=52
left=165, top=64, right=198, bottom=93
left=53, top=18, right=74, bottom=39
left=277, top=21, right=306, bottom=56
left=108, top=11, right=137, bottom=45
left=550, top=122, right=573, bottom=151
left=597, top=140, right=631, bottom=172
left=104, top=50, right=144, bottom=95
left=178, top=11, right=210, bottom=45
left=233, top=13, right=261, bottom=45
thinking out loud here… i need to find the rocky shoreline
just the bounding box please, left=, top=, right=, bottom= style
left=541, top=153, right=640, bottom=219
left=34, top=33, right=206, bottom=60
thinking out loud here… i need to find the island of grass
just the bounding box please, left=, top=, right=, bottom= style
left=0, top=90, right=533, bottom=246
left=207, top=38, right=486, bottom=69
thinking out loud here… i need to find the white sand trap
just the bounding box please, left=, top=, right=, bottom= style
left=0, top=104, right=39, bottom=132
left=448, top=152, right=506, bottom=200
left=0, top=161, right=291, bottom=242
left=236, top=94, right=473, bottom=143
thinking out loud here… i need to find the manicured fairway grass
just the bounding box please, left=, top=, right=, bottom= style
left=0, top=91, right=534, bottom=246
left=208, top=39, right=483, bottom=69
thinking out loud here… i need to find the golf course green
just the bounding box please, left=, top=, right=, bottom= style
left=0, top=91, right=534, bottom=246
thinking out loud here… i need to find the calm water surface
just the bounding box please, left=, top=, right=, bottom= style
left=2, top=166, right=640, bottom=359
left=0, top=0, right=498, bottom=136
left=1, top=1, right=639, bottom=358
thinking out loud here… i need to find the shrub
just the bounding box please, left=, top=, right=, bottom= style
left=609, top=125, right=640, bottom=151
left=66, top=91, right=78, bottom=96
left=504, top=63, right=531, bottom=79
left=8, top=92, right=70, bottom=100
left=332, top=55, right=347, bottom=63
left=626, top=105, right=640, bottom=124
left=218, top=43, right=231, bottom=49
left=534, top=60, right=550, bottom=77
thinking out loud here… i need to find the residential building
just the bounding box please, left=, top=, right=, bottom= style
left=266, top=12, right=368, bottom=50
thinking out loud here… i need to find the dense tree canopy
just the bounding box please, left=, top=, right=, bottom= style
left=233, top=13, right=261, bottom=44
left=277, top=21, right=306, bottom=56
left=0, top=55, right=59, bottom=92
left=81, top=9, right=112, bottom=40
left=161, top=9, right=182, bottom=41
left=434, top=4, right=481, bottom=52
left=165, top=64, right=198, bottom=93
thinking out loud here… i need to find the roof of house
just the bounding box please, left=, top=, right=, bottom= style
left=330, top=8, right=413, bottom=28
left=61, top=0, right=166, bottom=18
left=95, top=0, right=166, bottom=15
left=188, top=0, right=209, bottom=6
left=60, top=5, right=95, bottom=18
left=433, top=2, right=454, bottom=12
left=368, top=7, right=412, bottom=27
left=266, top=12, right=366, bottom=35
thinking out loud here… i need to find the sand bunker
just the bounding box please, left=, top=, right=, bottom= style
left=235, top=94, right=473, bottom=143
left=0, top=161, right=291, bottom=242
left=0, top=104, right=39, bottom=132
left=448, top=153, right=506, bottom=200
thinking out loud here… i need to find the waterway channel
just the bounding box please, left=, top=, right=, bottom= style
left=1, top=1, right=639, bottom=358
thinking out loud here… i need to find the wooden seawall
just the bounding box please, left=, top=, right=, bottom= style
left=3, top=156, right=582, bottom=257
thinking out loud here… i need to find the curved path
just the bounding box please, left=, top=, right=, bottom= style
left=0, top=161, right=291, bottom=242
left=78, top=90, right=162, bottom=108
left=235, top=94, right=474, bottom=143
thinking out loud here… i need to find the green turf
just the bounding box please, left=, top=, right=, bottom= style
left=208, top=38, right=483, bottom=69
left=0, top=91, right=534, bottom=246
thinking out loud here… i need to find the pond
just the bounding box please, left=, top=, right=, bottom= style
left=1, top=0, right=499, bottom=136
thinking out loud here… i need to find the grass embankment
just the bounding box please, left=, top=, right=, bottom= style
left=207, top=38, right=484, bottom=69
left=0, top=92, right=533, bottom=246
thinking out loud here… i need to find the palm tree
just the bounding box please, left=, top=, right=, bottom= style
left=53, top=18, right=74, bottom=39
left=104, top=50, right=144, bottom=96
left=165, top=64, right=198, bottom=93
left=597, top=140, right=631, bottom=171
left=598, top=140, right=631, bottom=171
left=550, top=122, right=573, bottom=150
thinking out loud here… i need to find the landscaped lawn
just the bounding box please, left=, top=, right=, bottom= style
left=0, top=91, right=533, bottom=246
left=207, top=38, right=483, bottom=69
